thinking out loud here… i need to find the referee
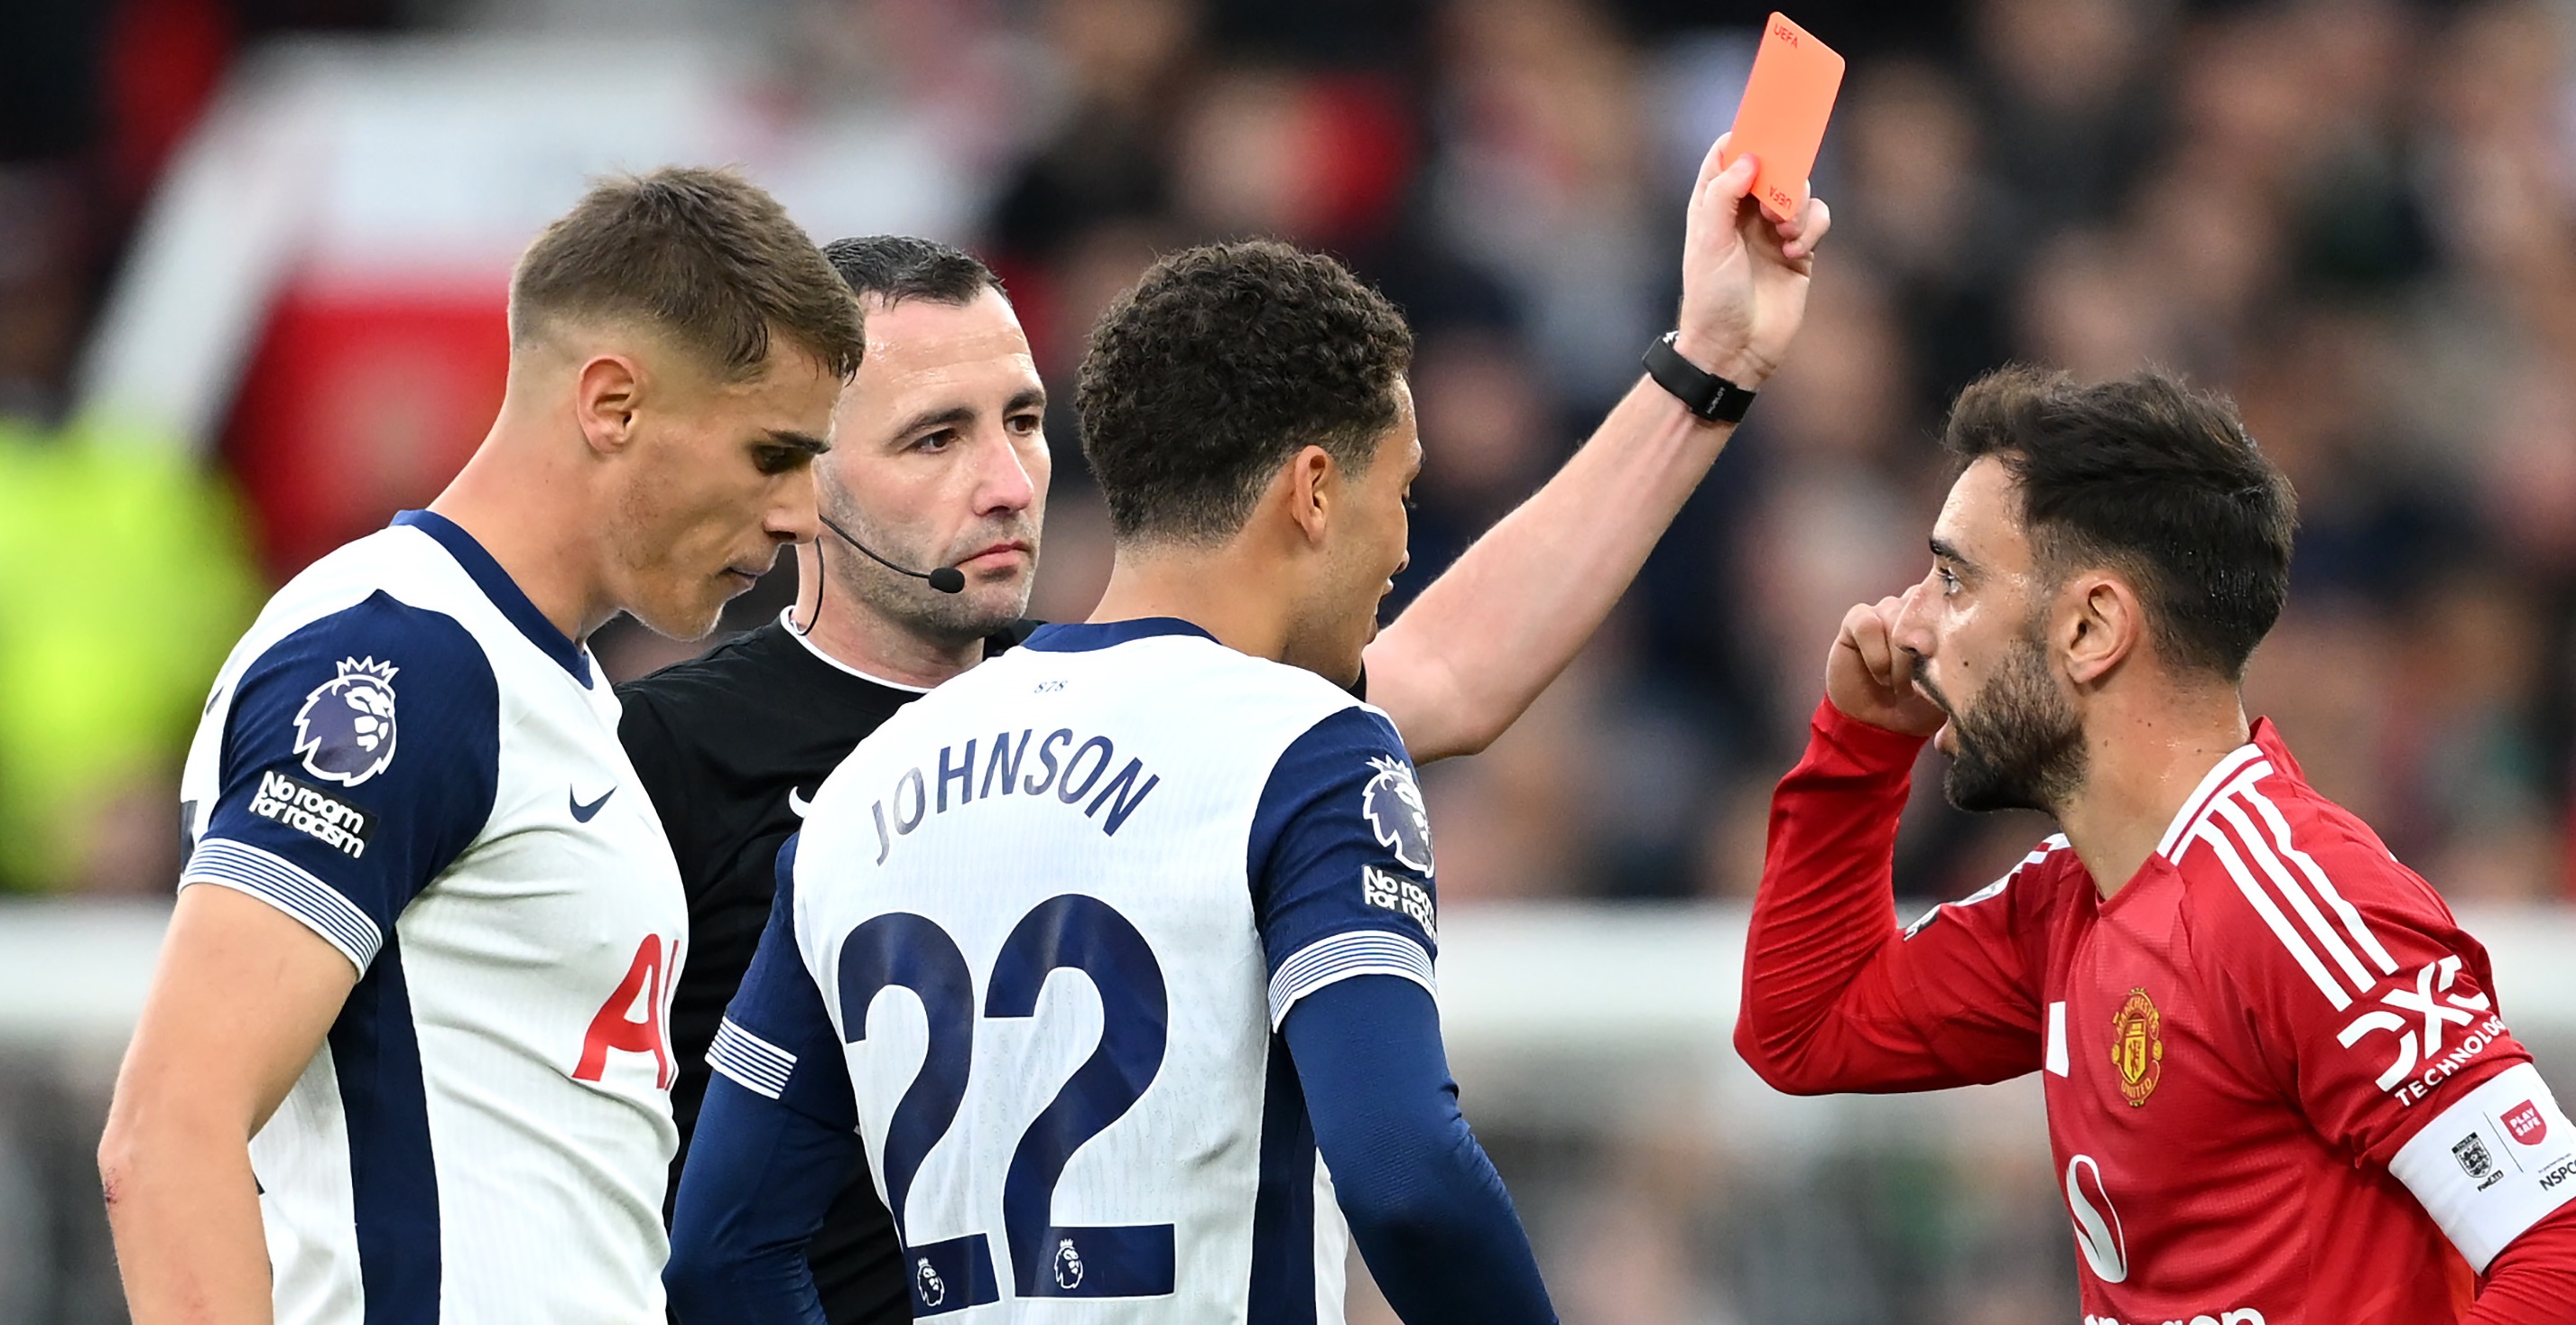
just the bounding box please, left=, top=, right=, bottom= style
left=631, top=162, right=1829, bottom=1320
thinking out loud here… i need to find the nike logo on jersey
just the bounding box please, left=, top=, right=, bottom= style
left=787, top=786, right=813, bottom=819
left=570, top=786, right=616, bottom=822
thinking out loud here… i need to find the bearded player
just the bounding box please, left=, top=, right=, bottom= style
left=1737, top=366, right=2576, bottom=1322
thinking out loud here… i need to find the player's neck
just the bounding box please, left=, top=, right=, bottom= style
left=2056, top=684, right=2254, bottom=900
left=429, top=420, right=616, bottom=643
left=1089, top=546, right=1295, bottom=665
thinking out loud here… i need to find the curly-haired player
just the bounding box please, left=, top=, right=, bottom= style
left=665, top=139, right=1823, bottom=1322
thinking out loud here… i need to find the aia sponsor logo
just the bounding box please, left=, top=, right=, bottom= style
left=574, top=933, right=679, bottom=1089
left=2505, top=1100, right=2549, bottom=1146
left=2108, top=988, right=2164, bottom=1107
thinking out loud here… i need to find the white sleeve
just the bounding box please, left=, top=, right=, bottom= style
left=2387, top=1061, right=2576, bottom=1272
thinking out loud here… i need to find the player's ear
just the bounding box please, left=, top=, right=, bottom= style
left=1283, top=445, right=1336, bottom=547
left=2062, top=571, right=2140, bottom=687
left=573, top=352, right=646, bottom=457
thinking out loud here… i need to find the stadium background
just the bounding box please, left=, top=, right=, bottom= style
left=1, top=0, right=2573, bottom=1319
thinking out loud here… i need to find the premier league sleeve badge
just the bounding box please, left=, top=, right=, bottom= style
left=294, top=657, right=402, bottom=788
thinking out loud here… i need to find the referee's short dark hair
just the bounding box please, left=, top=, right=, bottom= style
left=821, top=235, right=1005, bottom=308
left=1943, top=365, right=2299, bottom=681
left=510, top=166, right=861, bottom=382
left=1077, top=240, right=1413, bottom=544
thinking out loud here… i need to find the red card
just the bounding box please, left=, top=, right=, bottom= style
left=1721, top=14, right=1847, bottom=221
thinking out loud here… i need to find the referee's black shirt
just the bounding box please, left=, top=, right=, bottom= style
left=617, top=614, right=1034, bottom=1325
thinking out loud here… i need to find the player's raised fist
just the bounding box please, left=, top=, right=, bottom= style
left=1673, top=131, right=1831, bottom=393
left=1825, top=596, right=1944, bottom=737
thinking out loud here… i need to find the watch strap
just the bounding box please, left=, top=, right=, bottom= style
left=1643, top=331, right=1756, bottom=423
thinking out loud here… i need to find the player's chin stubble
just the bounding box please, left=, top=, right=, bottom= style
left=1920, top=635, right=2087, bottom=816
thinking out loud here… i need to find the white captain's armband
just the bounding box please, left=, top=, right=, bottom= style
left=2388, top=1061, right=2576, bottom=1271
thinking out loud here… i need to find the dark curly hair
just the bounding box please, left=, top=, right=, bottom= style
left=1076, top=240, right=1414, bottom=542
left=1944, top=365, right=2299, bottom=681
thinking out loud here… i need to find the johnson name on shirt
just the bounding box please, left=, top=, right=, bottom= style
left=866, top=727, right=1162, bottom=864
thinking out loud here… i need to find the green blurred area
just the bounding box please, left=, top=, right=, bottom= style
left=0, top=416, right=258, bottom=893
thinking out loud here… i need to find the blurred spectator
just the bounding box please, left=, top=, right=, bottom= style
left=1429, top=0, right=1670, bottom=410
left=0, top=171, right=89, bottom=422
left=0, top=415, right=257, bottom=894
left=19, top=0, right=2569, bottom=910
left=1969, top=0, right=2164, bottom=240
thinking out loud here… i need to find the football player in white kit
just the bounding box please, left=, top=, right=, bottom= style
left=669, top=142, right=1823, bottom=1321
left=97, top=168, right=863, bottom=1324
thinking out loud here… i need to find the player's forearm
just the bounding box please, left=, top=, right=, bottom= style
left=104, top=886, right=354, bottom=1324
left=1365, top=380, right=1724, bottom=762
left=99, top=1110, right=274, bottom=1325
left=2469, top=1206, right=2576, bottom=1324
left=666, top=1075, right=846, bottom=1325
left=1287, top=977, right=1558, bottom=1325
left=1735, top=699, right=1926, bottom=1092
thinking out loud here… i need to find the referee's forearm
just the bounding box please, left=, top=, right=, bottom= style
left=1367, top=378, right=1728, bottom=762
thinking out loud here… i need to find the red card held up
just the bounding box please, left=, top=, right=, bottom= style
left=1721, top=14, right=1847, bottom=222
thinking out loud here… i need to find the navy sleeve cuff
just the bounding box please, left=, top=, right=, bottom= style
left=1250, top=708, right=1442, bottom=1025
left=709, top=834, right=857, bottom=1131
left=1284, top=975, right=1556, bottom=1325
left=666, top=1073, right=848, bottom=1325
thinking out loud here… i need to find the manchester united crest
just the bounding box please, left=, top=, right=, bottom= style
left=2109, top=988, right=2164, bottom=1107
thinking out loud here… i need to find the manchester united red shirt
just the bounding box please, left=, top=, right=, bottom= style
left=1738, top=701, right=2576, bottom=1324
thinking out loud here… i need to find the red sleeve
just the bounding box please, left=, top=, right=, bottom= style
left=2186, top=774, right=2576, bottom=1270
left=2186, top=782, right=2531, bottom=1166
left=1735, top=700, right=2055, bottom=1095
left=2469, top=1204, right=2576, bottom=1324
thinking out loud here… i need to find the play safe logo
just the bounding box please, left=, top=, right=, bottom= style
left=2110, top=988, right=2164, bottom=1107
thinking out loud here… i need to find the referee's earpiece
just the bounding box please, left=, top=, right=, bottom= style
left=797, top=514, right=967, bottom=636
left=822, top=515, right=967, bottom=594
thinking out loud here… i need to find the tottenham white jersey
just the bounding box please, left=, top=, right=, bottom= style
left=712, top=618, right=1442, bottom=1322
left=177, top=510, right=688, bottom=1324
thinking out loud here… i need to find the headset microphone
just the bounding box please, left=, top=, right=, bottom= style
left=819, top=514, right=967, bottom=594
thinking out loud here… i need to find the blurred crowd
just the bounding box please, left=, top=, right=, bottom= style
left=948, top=0, right=2576, bottom=913
left=5, top=0, right=2571, bottom=907
left=5, top=1, right=2576, bottom=1320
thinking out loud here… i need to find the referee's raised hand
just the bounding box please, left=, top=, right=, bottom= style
left=1676, top=131, right=1830, bottom=393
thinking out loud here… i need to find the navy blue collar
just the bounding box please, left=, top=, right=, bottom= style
left=1022, top=617, right=1218, bottom=653
left=394, top=510, right=593, bottom=688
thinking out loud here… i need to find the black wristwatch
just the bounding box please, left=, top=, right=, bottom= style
left=1644, top=331, right=1757, bottom=423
